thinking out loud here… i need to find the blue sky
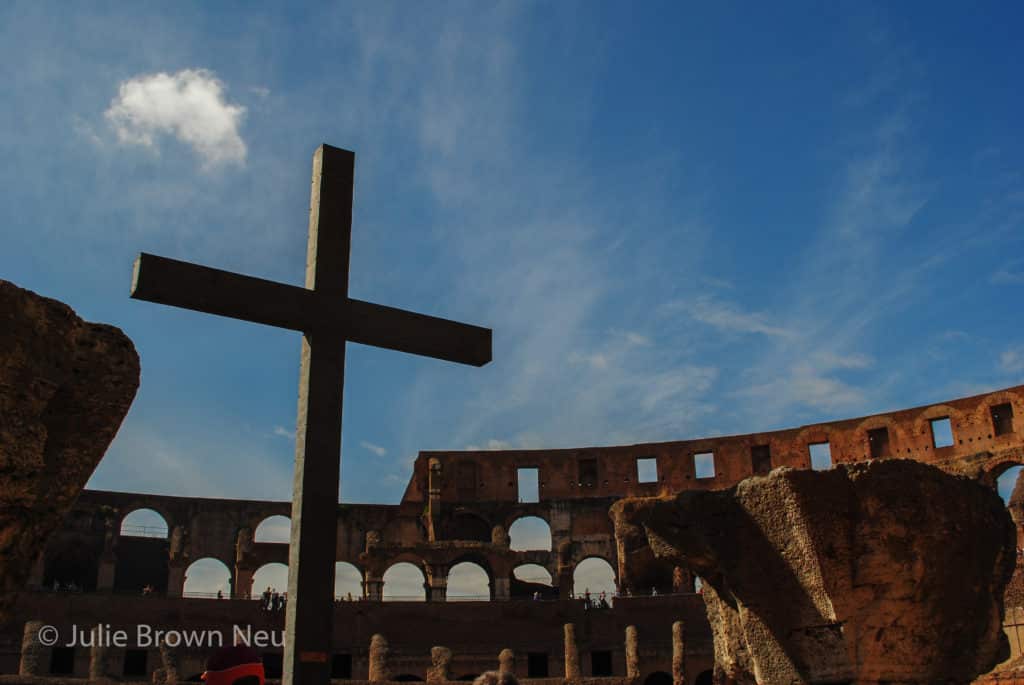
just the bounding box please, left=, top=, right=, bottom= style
left=3, top=2, right=1024, bottom=507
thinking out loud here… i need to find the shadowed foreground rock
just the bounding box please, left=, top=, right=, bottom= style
left=0, top=280, right=139, bottom=621
left=611, top=459, right=1016, bottom=684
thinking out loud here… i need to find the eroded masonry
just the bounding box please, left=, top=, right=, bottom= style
left=9, top=384, right=1024, bottom=684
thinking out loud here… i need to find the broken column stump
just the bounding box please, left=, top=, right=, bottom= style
left=611, top=459, right=1016, bottom=685
left=369, top=634, right=390, bottom=682
left=0, top=280, right=139, bottom=621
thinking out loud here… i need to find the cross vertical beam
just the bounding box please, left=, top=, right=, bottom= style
left=284, top=146, right=353, bottom=685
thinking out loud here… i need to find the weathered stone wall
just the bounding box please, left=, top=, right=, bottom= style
left=0, top=280, right=139, bottom=622
left=613, top=460, right=1017, bottom=684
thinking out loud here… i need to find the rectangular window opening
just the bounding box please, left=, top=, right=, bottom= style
left=930, top=417, right=954, bottom=448
left=517, top=468, right=539, bottom=503
left=527, top=653, right=549, bottom=678
left=992, top=403, right=1015, bottom=436
left=123, top=649, right=148, bottom=677
left=578, top=458, right=598, bottom=489
left=637, top=457, right=658, bottom=483
left=590, top=650, right=613, bottom=677
left=868, top=427, right=891, bottom=459
left=809, top=442, right=832, bottom=471
left=49, top=647, right=75, bottom=676
left=751, top=444, right=772, bottom=475
left=694, top=452, right=715, bottom=479
left=331, top=654, right=352, bottom=679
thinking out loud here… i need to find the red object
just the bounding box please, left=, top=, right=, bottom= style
left=201, top=646, right=264, bottom=685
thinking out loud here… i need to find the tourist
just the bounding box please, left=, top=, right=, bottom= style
left=217, top=590, right=224, bottom=599
left=650, top=586, right=658, bottom=597
left=261, top=586, right=272, bottom=610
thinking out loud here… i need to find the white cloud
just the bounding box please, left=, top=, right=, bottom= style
left=680, top=296, right=794, bottom=338
left=105, top=68, right=247, bottom=169
left=992, top=263, right=1024, bottom=285
left=360, top=440, right=387, bottom=457
left=273, top=425, right=295, bottom=440
left=1000, top=346, right=1024, bottom=374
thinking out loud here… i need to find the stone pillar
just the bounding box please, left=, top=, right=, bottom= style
left=369, top=634, right=390, bottom=682
left=498, top=649, right=514, bottom=676
left=564, top=623, right=580, bottom=680
left=233, top=565, right=254, bottom=600
left=426, top=565, right=448, bottom=602
left=672, top=621, right=685, bottom=685
left=160, top=641, right=180, bottom=685
left=89, top=626, right=109, bottom=680
left=558, top=569, right=574, bottom=599
left=492, top=576, right=510, bottom=601
left=364, top=575, right=384, bottom=601
left=167, top=562, right=187, bottom=598
left=427, top=646, right=452, bottom=683
left=625, top=625, right=639, bottom=679
left=19, top=620, right=47, bottom=677
left=97, top=556, right=116, bottom=591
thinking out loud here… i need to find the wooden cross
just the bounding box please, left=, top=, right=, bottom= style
left=129, top=144, right=491, bottom=685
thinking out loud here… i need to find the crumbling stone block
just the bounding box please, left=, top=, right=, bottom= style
left=611, top=459, right=1016, bottom=684
left=625, top=626, right=639, bottom=679
left=671, top=621, right=685, bottom=685
left=427, top=646, right=452, bottom=683
left=369, top=634, right=390, bottom=682
left=0, top=280, right=139, bottom=619
left=564, top=623, right=579, bottom=680
left=498, top=648, right=514, bottom=675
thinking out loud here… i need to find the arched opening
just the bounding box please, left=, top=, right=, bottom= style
left=335, top=562, right=363, bottom=600
left=456, top=676, right=478, bottom=682
left=393, top=676, right=423, bottom=682
left=998, top=465, right=1023, bottom=506
left=254, top=516, right=291, bottom=543
left=120, top=509, right=169, bottom=538
left=447, top=561, right=490, bottom=601
left=573, top=557, right=616, bottom=599
left=643, top=672, right=672, bottom=685
left=512, top=564, right=555, bottom=600
left=695, top=670, right=713, bottom=685
left=183, top=558, right=231, bottom=598
left=115, top=509, right=170, bottom=593
left=383, top=562, right=426, bottom=601
left=253, top=563, right=289, bottom=598
left=508, top=516, right=551, bottom=551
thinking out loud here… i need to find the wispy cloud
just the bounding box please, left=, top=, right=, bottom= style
left=675, top=296, right=795, bottom=338
left=992, top=262, right=1024, bottom=285
left=360, top=440, right=387, bottom=457
left=273, top=426, right=295, bottom=440
left=105, top=68, right=247, bottom=169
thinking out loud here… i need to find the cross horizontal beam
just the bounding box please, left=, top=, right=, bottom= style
left=131, top=252, right=491, bottom=366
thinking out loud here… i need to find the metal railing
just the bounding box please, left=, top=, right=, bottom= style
left=120, top=525, right=168, bottom=539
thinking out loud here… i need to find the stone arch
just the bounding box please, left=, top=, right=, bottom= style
left=573, top=556, right=616, bottom=598
left=120, top=508, right=169, bottom=538
left=253, top=562, right=288, bottom=595
left=383, top=561, right=426, bottom=601
left=643, top=672, right=671, bottom=685
left=968, top=390, right=1024, bottom=438
left=992, top=461, right=1024, bottom=498
left=853, top=415, right=905, bottom=460
left=254, top=515, right=291, bottom=543
left=511, top=563, right=554, bottom=600
left=508, top=516, right=552, bottom=551
left=334, top=561, right=363, bottom=599
left=446, top=561, right=491, bottom=601
left=183, top=558, right=232, bottom=597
